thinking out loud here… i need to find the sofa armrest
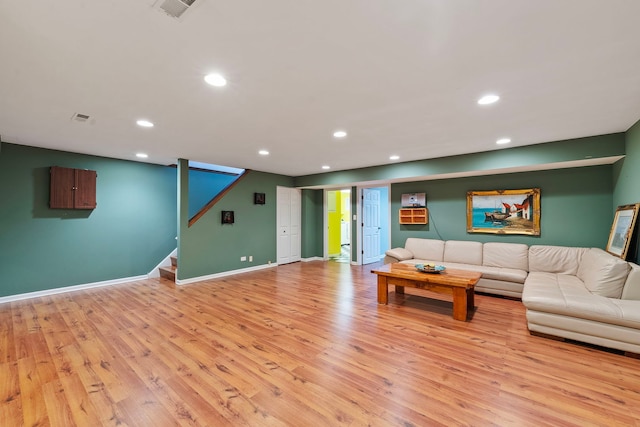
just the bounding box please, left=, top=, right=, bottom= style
left=385, top=247, right=414, bottom=262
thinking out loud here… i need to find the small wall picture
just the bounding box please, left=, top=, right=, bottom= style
left=221, top=210, right=234, bottom=224
left=254, top=192, right=266, bottom=205
left=401, top=193, right=426, bottom=207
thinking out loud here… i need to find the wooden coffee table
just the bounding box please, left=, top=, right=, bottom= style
left=371, top=263, right=481, bottom=321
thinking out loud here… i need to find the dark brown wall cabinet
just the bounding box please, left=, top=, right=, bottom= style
left=50, top=166, right=97, bottom=209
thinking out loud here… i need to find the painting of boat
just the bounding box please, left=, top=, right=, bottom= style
left=484, top=211, right=509, bottom=221
left=467, top=188, right=541, bottom=235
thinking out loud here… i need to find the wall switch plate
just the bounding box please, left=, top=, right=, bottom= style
left=240, top=256, right=247, bottom=261
left=249, top=256, right=253, bottom=262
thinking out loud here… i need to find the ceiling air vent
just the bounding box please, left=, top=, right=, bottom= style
left=154, top=0, right=196, bottom=19
left=71, top=113, right=91, bottom=123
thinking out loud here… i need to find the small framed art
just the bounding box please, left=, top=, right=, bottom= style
left=221, top=210, right=235, bottom=224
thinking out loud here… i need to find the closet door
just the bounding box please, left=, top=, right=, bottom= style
left=277, top=186, right=301, bottom=264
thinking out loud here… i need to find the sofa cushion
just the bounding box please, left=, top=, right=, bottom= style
left=443, top=240, right=483, bottom=265
left=404, top=238, right=444, bottom=262
left=621, top=262, right=640, bottom=300
left=529, top=245, right=588, bottom=275
left=385, top=247, right=414, bottom=261
left=576, top=248, right=630, bottom=298
left=482, top=242, right=529, bottom=271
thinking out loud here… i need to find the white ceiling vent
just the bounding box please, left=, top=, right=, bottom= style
left=154, top=0, right=196, bottom=19
left=71, top=113, right=91, bottom=123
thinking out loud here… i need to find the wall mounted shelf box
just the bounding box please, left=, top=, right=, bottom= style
left=399, top=208, right=428, bottom=224
left=50, top=166, right=97, bottom=209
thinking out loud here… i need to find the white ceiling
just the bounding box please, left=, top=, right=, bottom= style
left=1, top=0, right=640, bottom=177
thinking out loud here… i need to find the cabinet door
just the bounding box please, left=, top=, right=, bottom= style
left=75, top=169, right=97, bottom=209
left=50, top=166, right=75, bottom=208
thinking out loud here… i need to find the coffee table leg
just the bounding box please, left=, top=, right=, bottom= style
left=452, top=288, right=468, bottom=321
left=467, top=288, right=475, bottom=312
left=377, top=276, right=388, bottom=304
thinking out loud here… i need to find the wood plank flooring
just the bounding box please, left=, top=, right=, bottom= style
left=2, top=260, right=640, bottom=426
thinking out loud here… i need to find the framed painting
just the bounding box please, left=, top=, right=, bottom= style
left=254, top=192, right=266, bottom=205
left=221, top=210, right=235, bottom=224
left=467, top=188, right=541, bottom=235
left=606, top=203, right=639, bottom=259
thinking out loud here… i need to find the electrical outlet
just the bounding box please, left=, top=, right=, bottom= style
left=240, top=256, right=247, bottom=261
left=249, top=256, right=253, bottom=262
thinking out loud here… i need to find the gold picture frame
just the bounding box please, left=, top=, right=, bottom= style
left=606, top=203, right=639, bottom=259
left=467, top=188, right=541, bottom=235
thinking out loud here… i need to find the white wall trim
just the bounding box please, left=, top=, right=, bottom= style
left=0, top=275, right=148, bottom=305
left=301, top=256, right=324, bottom=262
left=148, top=247, right=178, bottom=278
left=175, top=263, right=277, bottom=286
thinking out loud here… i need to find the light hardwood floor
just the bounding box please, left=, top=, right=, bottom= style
left=2, top=261, right=640, bottom=426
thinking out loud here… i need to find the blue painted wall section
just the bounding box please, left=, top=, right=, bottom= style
left=188, top=169, right=238, bottom=219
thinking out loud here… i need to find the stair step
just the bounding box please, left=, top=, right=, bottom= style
left=159, top=265, right=176, bottom=282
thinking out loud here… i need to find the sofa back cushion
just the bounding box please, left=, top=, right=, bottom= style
left=483, top=242, right=528, bottom=271
left=576, top=248, right=630, bottom=298
left=405, top=238, right=444, bottom=261
left=444, top=240, right=483, bottom=265
left=621, top=262, right=640, bottom=300
left=529, top=245, right=588, bottom=275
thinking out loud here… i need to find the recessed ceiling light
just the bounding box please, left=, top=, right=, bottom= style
left=333, top=130, right=347, bottom=138
left=204, top=73, right=227, bottom=87
left=136, top=153, right=149, bottom=158
left=322, top=165, right=331, bottom=170
left=478, top=94, right=500, bottom=105
left=496, top=138, right=511, bottom=145
left=136, top=119, right=154, bottom=128
left=389, top=155, right=400, bottom=161
left=258, top=150, right=269, bottom=155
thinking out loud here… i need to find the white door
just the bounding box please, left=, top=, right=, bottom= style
left=362, top=188, right=381, bottom=264
left=277, top=186, right=301, bottom=264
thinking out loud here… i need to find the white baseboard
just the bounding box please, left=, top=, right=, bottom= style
left=301, top=256, right=324, bottom=262
left=0, top=275, right=148, bottom=305
left=175, top=263, right=277, bottom=285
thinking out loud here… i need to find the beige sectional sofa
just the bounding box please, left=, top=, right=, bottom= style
left=385, top=238, right=640, bottom=354
left=384, top=238, right=530, bottom=297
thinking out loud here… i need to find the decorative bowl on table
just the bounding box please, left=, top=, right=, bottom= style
left=415, top=264, right=446, bottom=273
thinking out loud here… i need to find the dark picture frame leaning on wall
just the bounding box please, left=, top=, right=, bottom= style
left=606, top=203, right=640, bottom=259
left=466, top=188, right=541, bottom=235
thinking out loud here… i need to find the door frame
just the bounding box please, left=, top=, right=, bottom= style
left=323, top=187, right=352, bottom=261
left=355, top=184, right=391, bottom=265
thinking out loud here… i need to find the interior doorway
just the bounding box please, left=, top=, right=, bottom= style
left=326, top=189, right=351, bottom=263
left=359, top=185, right=390, bottom=265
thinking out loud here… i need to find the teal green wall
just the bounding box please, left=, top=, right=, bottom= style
left=613, top=118, right=640, bottom=263
left=301, top=189, right=323, bottom=258
left=0, top=143, right=177, bottom=297
left=294, top=133, right=625, bottom=188
left=177, top=169, right=294, bottom=280
left=390, top=165, right=613, bottom=249
left=613, top=119, right=640, bottom=207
